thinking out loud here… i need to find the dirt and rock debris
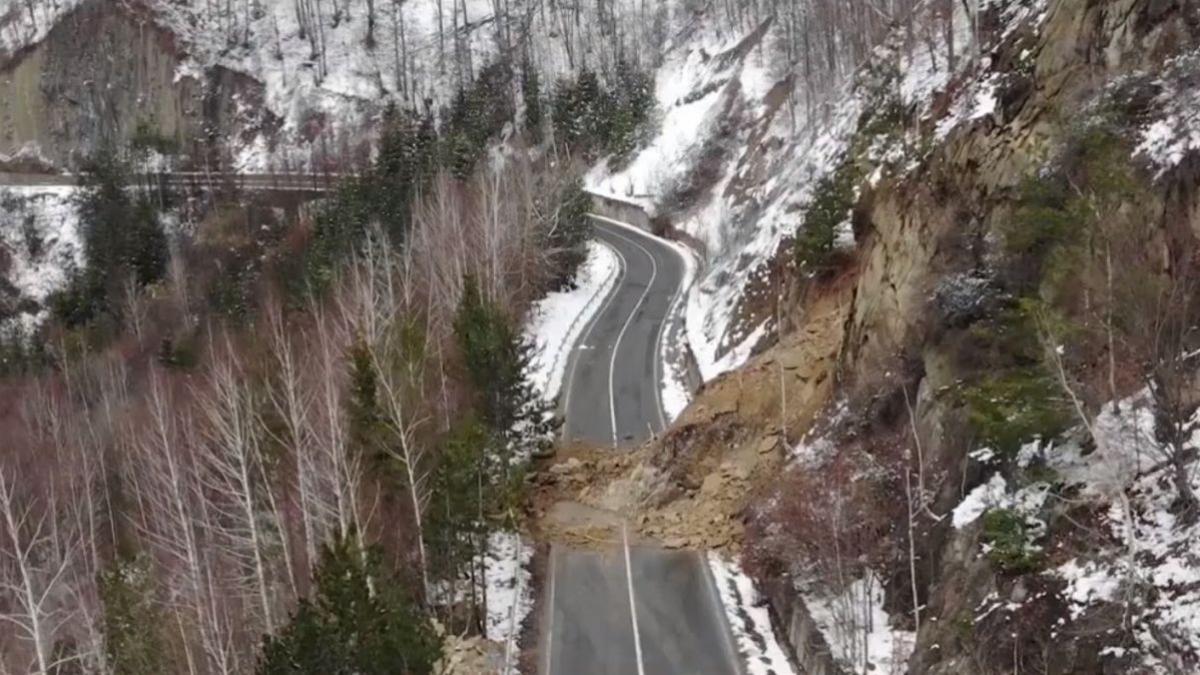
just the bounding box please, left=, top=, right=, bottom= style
left=528, top=279, right=852, bottom=553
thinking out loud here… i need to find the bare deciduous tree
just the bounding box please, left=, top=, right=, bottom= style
left=0, top=466, right=80, bottom=675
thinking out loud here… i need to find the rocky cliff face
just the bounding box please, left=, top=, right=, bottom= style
left=0, top=0, right=277, bottom=169
left=582, top=0, right=1200, bottom=672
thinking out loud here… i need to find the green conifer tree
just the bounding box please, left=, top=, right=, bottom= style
left=100, top=555, right=166, bottom=675
left=522, top=60, right=543, bottom=142
left=547, top=177, right=592, bottom=288
left=258, top=534, right=439, bottom=675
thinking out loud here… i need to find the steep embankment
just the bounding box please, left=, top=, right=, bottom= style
left=577, top=0, right=1200, bottom=672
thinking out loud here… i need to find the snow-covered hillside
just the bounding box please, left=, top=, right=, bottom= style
left=1, top=0, right=687, bottom=170
left=588, top=5, right=975, bottom=388
left=0, top=187, right=81, bottom=333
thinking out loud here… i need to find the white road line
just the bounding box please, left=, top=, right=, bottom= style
left=586, top=214, right=694, bottom=429
left=622, top=523, right=647, bottom=675
left=561, top=238, right=626, bottom=441
left=602, top=225, right=658, bottom=446
left=543, top=547, right=558, bottom=675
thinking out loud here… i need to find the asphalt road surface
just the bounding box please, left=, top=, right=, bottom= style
left=542, top=528, right=743, bottom=675
left=562, top=216, right=687, bottom=447
left=546, top=216, right=744, bottom=675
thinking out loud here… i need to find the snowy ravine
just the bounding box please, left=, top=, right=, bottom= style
left=523, top=240, right=620, bottom=405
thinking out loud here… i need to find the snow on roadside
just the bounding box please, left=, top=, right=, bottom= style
left=707, top=553, right=797, bottom=675
left=659, top=236, right=700, bottom=421
left=484, top=531, right=534, bottom=675
left=523, top=240, right=620, bottom=404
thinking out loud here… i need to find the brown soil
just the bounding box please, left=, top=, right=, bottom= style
left=528, top=279, right=855, bottom=553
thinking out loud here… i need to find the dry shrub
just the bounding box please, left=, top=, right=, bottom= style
left=745, top=445, right=897, bottom=589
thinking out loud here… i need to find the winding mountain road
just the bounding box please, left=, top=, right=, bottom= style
left=2, top=171, right=747, bottom=674
left=562, top=216, right=687, bottom=447
left=544, top=214, right=744, bottom=675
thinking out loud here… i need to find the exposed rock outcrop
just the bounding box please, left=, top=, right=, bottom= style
left=0, top=0, right=279, bottom=169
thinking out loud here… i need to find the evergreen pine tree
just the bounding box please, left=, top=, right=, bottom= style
left=425, top=414, right=490, bottom=612
left=547, top=177, right=593, bottom=288
left=443, top=61, right=515, bottom=178
left=453, top=276, right=558, bottom=464
left=258, top=534, right=439, bottom=675
left=100, top=555, right=166, bottom=675
left=375, top=105, right=438, bottom=241
left=522, top=60, right=543, bottom=142
left=52, top=150, right=169, bottom=327
left=347, top=336, right=385, bottom=461
left=610, top=60, right=656, bottom=160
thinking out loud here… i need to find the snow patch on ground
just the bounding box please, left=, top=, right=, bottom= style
left=590, top=1, right=984, bottom=385
left=708, top=553, right=797, bottom=675
left=0, top=186, right=82, bottom=333
left=484, top=531, right=534, bottom=674
left=523, top=240, right=620, bottom=404
left=1042, top=389, right=1200, bottom=669
left=803, top=572, right=916, bottom=675
left=0, top=0, right=85, bottom=58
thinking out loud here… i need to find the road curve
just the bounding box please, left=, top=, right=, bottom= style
left=562, top=216, right=686, bottom=447
left=546, top=218, right=743, bottom=675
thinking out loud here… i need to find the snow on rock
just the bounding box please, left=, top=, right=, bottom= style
left=707, top=553, right=797, bottom=675
left=0, top=0, right=86, bottom=58
left=952, top=472, right=1009, bottom=528
left=0, top=186, right=82, bottom=333
left=1134, top=49, right=1200, bottom=175
left=523, top=240, right=620, bottom=404
left=1050, top=390, right=1161, bottom=498
left=1056, top=559, right=1122, bottom=620
left=484, top=531, right=534, bottom=675
left=936, top=73, right=1002, bottom=139
left=1041, top=387, right=1200, bottom=669
left=803, top=572, right=916, bottom=675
